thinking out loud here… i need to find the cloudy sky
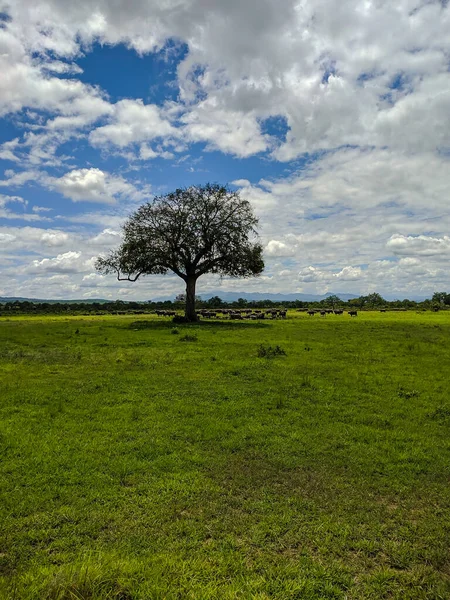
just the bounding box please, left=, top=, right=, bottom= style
left=1, top=0, right=449, bottom=300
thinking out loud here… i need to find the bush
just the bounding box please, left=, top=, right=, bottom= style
left=397, top=387, right=420, bottom=399
left=179, top=334, right=198, bottom=342
left=429, top=405, right=450, bottom=421
left=257, top=344, right=286, bottom=358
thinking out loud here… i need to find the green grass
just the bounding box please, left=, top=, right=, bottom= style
left=0, top=312, right=449, bottom=599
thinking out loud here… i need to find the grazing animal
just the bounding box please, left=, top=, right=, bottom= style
left=307, top=311, right=315, bottom=316
left=320, top=310, right=326, bottom=316
left=348, top=310, right=358, bottom=317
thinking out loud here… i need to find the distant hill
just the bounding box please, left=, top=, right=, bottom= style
left=0, top=297, right=111, bottom=304
left=154, top=291, right=361, bottom=302
left=199, top=291, right=431, bottom=303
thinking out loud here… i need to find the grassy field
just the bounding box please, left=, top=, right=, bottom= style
left=0, top=311, right=449, bottom=599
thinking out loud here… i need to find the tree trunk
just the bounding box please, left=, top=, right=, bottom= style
left=185, top=276, right=198, bottom=322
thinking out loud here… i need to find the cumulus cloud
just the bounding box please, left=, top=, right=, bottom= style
left=89, top=99, right=177, bottom=149
left=298, top=266, right=330, bottom=283
left=0, top=0, right=448, bottom=161
left=52, top=168, right=147, bottom=204
left=0, top=26, right=111, bottom=120
left=0, top=233, right=16, bottom=244
left=242, top=148, right=450, bottom=215
left=27, top=251, right=93, bottom=274
left=387, top=234, right=450, bottom=257
left=181, top=103, right=270, bottom=157
left=88, top=228, right=122, bottom=246
left=335, top=266, right=363, bottom=281
left=235, top=148, right=450, bottom=262
left=265, top=240, right=295, bottom=257
left=40, top=231, right=69, bottom=247
left=0, top=226, right=77, bottom=252
left=298, top=265, right=363, bottom=283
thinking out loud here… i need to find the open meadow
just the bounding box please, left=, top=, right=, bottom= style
left=1, top=311, right=449, bottom=599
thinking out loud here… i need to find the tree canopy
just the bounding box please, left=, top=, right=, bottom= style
left=96, top=183, right=264, bottom=321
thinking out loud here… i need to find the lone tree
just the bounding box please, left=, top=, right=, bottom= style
left=96, top=183, right=264, bottom=321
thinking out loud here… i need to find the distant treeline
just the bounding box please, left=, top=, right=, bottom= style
left=1, top=292, right=449, bottom=315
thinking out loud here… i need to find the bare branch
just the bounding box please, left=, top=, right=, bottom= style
left=117, top=271, right=142, bottom=282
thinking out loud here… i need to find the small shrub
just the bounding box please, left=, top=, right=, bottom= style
left=179, top=334, right=198, bottom=342
left=429, top=405, right=450, bottom=421
left=171, top=328, right=179, bottom=335
left=257, top=344, right=286, bottom=358
left=397, top=387, right=420, bottom=399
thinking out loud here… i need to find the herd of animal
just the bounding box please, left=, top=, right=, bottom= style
left=305, top=309, right=358, bottom=317
left=153, top=308, right=369, bottom=319
left=154, top=308, right=287, bottom=319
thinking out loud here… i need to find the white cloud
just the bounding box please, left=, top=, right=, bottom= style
left=0, top=170, right=40, bottom=187
left=298, top=265, right=363, bottom=283
left=52, top=168, right=147, bottom=204
left=0, top=194, right=26, bottom=208
left=0, top=27, right=111, bottom=120
left=82, top=272, right=104, bottom=283
left=298, top=266, right=330, bottom=283
left=27, top=251, right=91, bottom=274
left=139, top=144, right=158, bottom=160
left=41, top=61, right=83, bottom=75
left=1, top=0, right=448, bottom=161
left=0, top=226, right=76, bottom=252
left=88, top=228, right=122, bottom=246
left=387, top=234, right=450, bottom=257
left=0, top=138, right=21, bottom=162
left=0, top=233, right=16, bottom=244
left=335, top=266, right=362, bottom=281
left=265, top=240, right=295, bottom=257
left=0, top=193, right=53, bottom=221
left=89, top=99, right=176, bottom=149
left=181, top=103, right=269, bottom=157
left=32, top=206, right=53, bottom=213
left=40, top=231, right=69, bottom=247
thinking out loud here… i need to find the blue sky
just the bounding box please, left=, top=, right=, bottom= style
left=1, top=0, right=450, bottom=300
